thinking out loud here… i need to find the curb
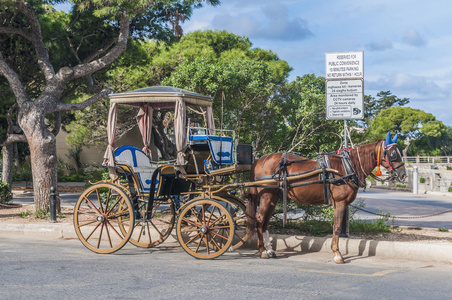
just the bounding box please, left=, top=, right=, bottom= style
left=2, top=222, right=452, bottom=263
left=270, top=234, right=452, bottom=263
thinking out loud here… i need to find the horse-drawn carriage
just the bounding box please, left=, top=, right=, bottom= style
left=73, top=86, right=407, bottom=263
left=73, top=86, right=253, bottom=259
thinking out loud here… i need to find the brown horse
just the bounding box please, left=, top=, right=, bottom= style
left=246, top=135, right=406, bottom=264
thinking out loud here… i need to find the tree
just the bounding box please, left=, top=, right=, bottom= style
left=0, top=0, right=218, bottom=212
left=363, top=91, right=409, bottom=128
left=161, top=30, right=292, bottom=155
left=271, top=74, right=343, bottom=156
left=67, top=30, right=291, bottom=156
left=369, top=106, right=447, bottom=156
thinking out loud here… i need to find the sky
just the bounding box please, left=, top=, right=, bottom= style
left=54, top=0, right=452, bottom=126
left=181, top=0, right=452, bottom=126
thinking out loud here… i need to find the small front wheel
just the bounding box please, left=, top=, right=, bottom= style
left=176, top=199, right=234, bottom=259
left=73, top=183, right=135, bottom=254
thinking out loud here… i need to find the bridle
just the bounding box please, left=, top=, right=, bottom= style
left=371, top=141, right=405, bottom=181
left=356, top=140, right=405, bottom=183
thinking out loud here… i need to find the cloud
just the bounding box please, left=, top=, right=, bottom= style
left=212, top=3, right=313, bottom=41
left=402, top=28, right=426, bottom=47
left=367, top=72, right=442, bottom=97
left=365, top=72, right=452, bottom=125
left=366, top=39, right=393, bottom=51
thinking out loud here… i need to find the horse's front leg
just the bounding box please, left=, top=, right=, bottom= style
left=331, top=202, right=346, bottom=264
left=256, top=192, right=277, bottom=258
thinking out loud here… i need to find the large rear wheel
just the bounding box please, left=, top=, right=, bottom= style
left=176, top=199, right=234, bottom=259
left=126, top=196, right=175, bottom=248
left=73, top=183, right=135, bottom=254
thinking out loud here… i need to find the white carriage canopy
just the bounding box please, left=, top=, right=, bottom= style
left=103, top=86, right=215, bottom=170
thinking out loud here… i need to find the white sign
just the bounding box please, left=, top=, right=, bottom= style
left=325, top=51, right=363, bottom=80
left=326, top=79, right=364, bottom=120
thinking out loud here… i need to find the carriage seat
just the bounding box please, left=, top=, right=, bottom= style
left=188, top=135, right=234, bottom=164
left=114, top=145, right=155, bottom=191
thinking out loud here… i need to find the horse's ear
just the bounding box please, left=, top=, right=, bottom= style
left=385, top=132, right=391, bottom=145
left=392, top=133, right=398, bottom=144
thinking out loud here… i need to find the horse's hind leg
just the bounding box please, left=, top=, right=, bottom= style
left=331, top=202, right=346, bottom=264
left=256, top=191, right=277, bottom=258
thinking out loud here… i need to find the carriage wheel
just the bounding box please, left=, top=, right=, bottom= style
left=176, top=199, right=234, bottom=259
left=125, top=197, right=175, bottom=248
left=73, top=183, right=135, bottom=254
left=222, top=197, right=247, bottom=251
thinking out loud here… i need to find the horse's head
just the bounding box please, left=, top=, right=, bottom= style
left=377, top=132, right=406, bottom=182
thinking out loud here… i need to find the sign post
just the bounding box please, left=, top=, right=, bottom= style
left=325, top=51, right=364, bottom=237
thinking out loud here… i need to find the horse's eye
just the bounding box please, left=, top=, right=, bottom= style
left=390, top=151, right=397, bottom=161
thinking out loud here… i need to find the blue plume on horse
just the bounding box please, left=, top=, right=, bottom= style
left=392, top=133, right=398, bottom=144
left=385, top=132, right=391, bottom=145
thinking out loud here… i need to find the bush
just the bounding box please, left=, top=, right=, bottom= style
left=0, top=180, right=13, bottom=204
left=58, top=173, right=86, bottom=182
left=419, top=178, right=425, bottom=183
left=12, top=167, right=32, bottom=182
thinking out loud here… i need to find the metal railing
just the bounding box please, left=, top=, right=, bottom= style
left=403, top=156, right=452, bottom=164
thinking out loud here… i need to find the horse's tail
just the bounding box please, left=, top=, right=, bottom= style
left=246, top=164, right=258, bottom=242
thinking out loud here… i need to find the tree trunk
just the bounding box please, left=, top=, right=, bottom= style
left=1, top=143, right=13, bottom=184
left=20, top=113, right=60, bottom=212
left=403, top=139, right=413, bottom=158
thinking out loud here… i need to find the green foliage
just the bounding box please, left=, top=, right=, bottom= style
left=12, top=167, right=32, bottom=182
left=363, top=91, right=409, bottom=128
left=419, top=177, right=425, bottom=183
left=269, top=74, right=342, bottom=155
left=438, top=227, right=449, bottom=232
left=369, top=106, right=447, bottom=155
left=34, top=208, right=50, bottom=219
left=0, top=180, right=13, bottom=204
left=19, top=210, right=33, bottom=218
left=59, top=174, right=86, bottom=182
left=349, top=218, right=391, bottom=234
left=371, top=107, right=446, bottom=140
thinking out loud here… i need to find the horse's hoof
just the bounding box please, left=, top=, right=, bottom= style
left=260, top=252, right=270, bottom=259
left=268, top=250, right=276, bottom=258
left=334, top=255, right=345, bottom=264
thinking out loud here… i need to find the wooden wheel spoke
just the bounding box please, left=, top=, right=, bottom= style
left=85, top=222, right=102, bottom=241
left=209, top=213, right=227, bottom=227
left=78, top=219, right=98, bottom=228
left=210, top=229, right=230, bottom=241
left=146, top=222, right=152, bottom=243
left=149, top=220, right=164, bottom=238
left=181, top=217, right=201, bottom=228
left=208, top=233, right=222, bottom=251
left=97, top=223, right=104, bottom=249
left=187, top=232, right=203, bottom=247
left=190, top=207, right=204, bottom=224
left=104, top=222, right=113, bottom=248
left=106, top=220, right=125, bottom=238
left=204, top=235, right=210, bottom=254
left=83, top=196, right=102, bottom=215
left=134, top=224, right=144, bottom=243
left=207, top=206, right=215, bottom=224
left=105, top=197, right=123, bottom=216
left=95, top=189, right=105, bottom=213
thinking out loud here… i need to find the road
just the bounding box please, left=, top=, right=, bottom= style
left=1, top=235, right=452, bottom=300
left=353, top=188, right=452, bottom=228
